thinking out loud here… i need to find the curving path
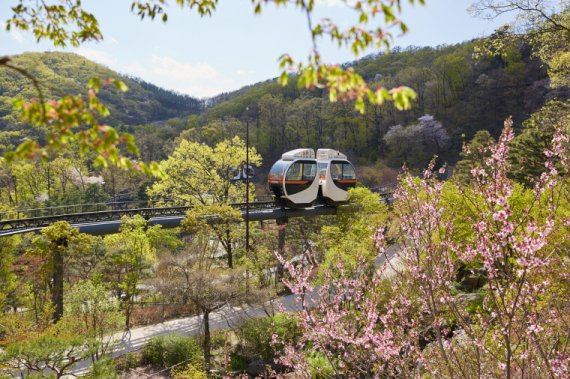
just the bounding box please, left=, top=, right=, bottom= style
left=70, top=244, right=400, bottom=377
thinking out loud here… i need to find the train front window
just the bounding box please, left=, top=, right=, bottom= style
left=318, top=162, right=327, bottom=179
left=331, top=163, right=342, bottom=180
left=286, top=163, right=302, bottom=181
left=269, top=161, right=287, bottom=180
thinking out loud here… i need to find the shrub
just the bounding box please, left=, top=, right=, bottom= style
left=171, top=362, right=208, bottom=379
left=142, top=334, right=203, bottom=369
left=307, top=352, right=334, bottom=379
left=114, top=351, right=142, bottom=372
left=88, top=356, right=118, bottom=379
left=235, top=314, right=299, bottom=361
left=229, top=353, right=248, bottom=372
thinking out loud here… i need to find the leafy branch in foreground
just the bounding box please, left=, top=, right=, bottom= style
left=7, top=0, right=102, bottom=47
left=272, top=0, right=422, bottom=112
left=7, top=0, right=420, bottom=115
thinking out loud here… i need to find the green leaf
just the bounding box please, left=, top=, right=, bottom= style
left=355, top=97, right=365, bottom=113
left=329, top=89, right=337, bottom=102
left=112, top=80, right=128, bottom=92
left=278, top=71, right=289, bottom=86
left=87, top=77, right=101, bottom=91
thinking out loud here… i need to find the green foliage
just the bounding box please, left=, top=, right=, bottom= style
left=182, top=204, right=243, bottom=267
left=64, top=280, right=124, bottom=360
left=472, top=3, right=569, bottom=88
left=148, top=137, right=261, bottom=205
left=229, top=353, right=248, bottom=371
left=26, top=221, right=94, bottom=322
left=6, top=78, right=159, bottom=175
left=0, top=236, right=18, bottom=311
left=306, top=351, right=335, bottom=379
left=142, top=334, right=203, bottom=369
left=182, top=204, right=242, bottom=235
left=7, top=0, right=102, bottom=47
left=235, top=314, right=300, bottom=361
left=151, top=137, right=260, bottom=267
left=256, top=0, right=423, bottom=113
left=318, top=187, right=388, bottom=277
left=509, top=100, right=570, bottom=185
left=103, top=216, right=159, bottom=329
left=0, top=312, right=35, bottom=341
left=171, top=363, right=208, bottom=379
left=0, top=154, right=108, bottom=210
left=0, top=327, right=95, bottom=378
left=87, top=356, right=119, bottom=379
left=114, top=351, right=142, bottom=372
left=454, top=130, right=495, bottom=184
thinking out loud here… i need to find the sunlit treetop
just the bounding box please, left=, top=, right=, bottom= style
left=469, top=1, right=569, bottom=87
left=2, top=0, right=422, bottom=169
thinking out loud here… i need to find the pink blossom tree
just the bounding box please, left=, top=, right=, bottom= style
left=275, top=118, right=570, bottom=378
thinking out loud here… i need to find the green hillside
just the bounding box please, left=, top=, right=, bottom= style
left=197, top=41, right=568, bottom=172
left=0, top=52, right=202, bottom=132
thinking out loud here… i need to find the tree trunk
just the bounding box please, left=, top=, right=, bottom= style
left=52, top=239, right=65, bottom=323
left=203, top=310, right=211, bottom=375
left=225, top=228, right=233, bottom=269
left=125, top=300, right=132, bottom=331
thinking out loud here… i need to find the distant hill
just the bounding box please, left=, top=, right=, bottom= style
left=0, top=52, right=203, bottom=132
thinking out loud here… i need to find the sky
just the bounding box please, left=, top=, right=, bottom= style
left=0, top=0, right=514, bottom=99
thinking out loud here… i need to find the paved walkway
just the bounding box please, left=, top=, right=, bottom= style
left=70, top=295, right=300, bottom=376
left=70, top=244, right=400, bottom=377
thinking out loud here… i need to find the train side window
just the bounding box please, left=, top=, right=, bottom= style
left=342, top=163, right=356, bottom=180
left=303, top=163, right=316, bottom=180
left=286, top=163, right=302, bottom=181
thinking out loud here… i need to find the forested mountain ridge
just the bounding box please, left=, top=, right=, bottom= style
left=0, top=52, right=203, bottom=132
left=197, top=40, right=568, bottom=172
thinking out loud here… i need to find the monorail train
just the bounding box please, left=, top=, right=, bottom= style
left=268, top=148, right=356, bottom=207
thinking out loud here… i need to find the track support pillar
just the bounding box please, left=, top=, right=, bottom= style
left=276, top=218, right=287, bottom=284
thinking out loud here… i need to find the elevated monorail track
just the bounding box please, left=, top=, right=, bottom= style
left=0, top=198, right=339, bottom=236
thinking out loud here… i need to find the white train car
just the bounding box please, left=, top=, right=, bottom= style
left=317, top=149, right=356, bottom=204
left=268, top=148, right=357, bottom=207
left=267, top=149, right=320, bottom=207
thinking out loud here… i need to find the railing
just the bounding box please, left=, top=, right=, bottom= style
left=0, top=195, right=275, bottom=220
left=0, top=196, right=277, bottom=236
left=0, top=189, right=395, bottom=236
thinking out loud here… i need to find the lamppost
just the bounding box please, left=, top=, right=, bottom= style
left=245, top=107, right=250, bottom=255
